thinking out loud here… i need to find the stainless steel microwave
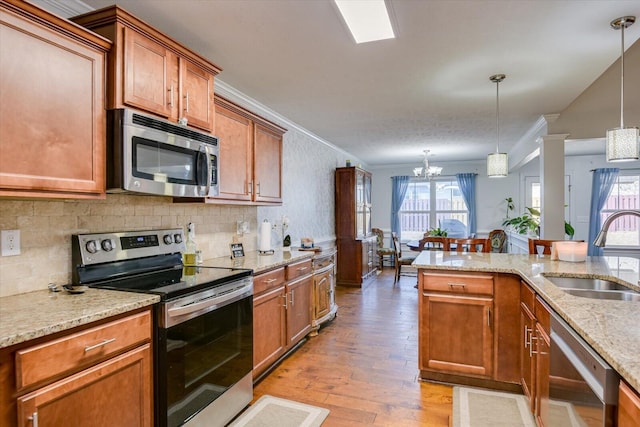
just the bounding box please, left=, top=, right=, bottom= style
left=107, top=108, right=219, bottom=198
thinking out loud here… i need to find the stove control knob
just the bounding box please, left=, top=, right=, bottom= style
left=173, top=233, right=183, bottom=244
left=163, top=234, right=174, bottom=245
left=101, top=239, right=114, bottom=252
left=85, top=240, right=99, bottom=254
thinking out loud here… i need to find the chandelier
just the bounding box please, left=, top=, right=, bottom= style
left=606, top=16, right=639, bottom=162
left=413, top=150, right=442, bottom=179
left=487, top=74, right=508, bottom=177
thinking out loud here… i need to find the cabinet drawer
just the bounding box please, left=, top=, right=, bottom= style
left=521, top=281, right=535, bottom=314
left=313, top=254, right=334, bottom=271
left=254, top=267, right=286, bottom=295
left=422, top=272, right=494, bottom=296
left=285, top=259, right=312, bottom=281
left=15, top=310, right=151, bottom=389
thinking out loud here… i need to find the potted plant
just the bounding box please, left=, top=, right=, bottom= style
left=427, top=227, right=448, bottom=237
left=502, top=207, right=575, bottom=239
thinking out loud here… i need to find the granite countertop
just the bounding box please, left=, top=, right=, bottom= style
left=203, top=247, right=332, bottom=274
left=413, top=252, right=640, bottom=392
left=0, top=288, right=159, bottom=349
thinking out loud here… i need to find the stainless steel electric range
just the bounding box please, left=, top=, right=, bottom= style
left=72, top=229, right=253, bottom=427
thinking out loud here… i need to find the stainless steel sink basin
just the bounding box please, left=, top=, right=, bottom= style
left=543, top=276, right=630, bottom=291
left=543, top=275, right=640, bottom=301
left=562, top=289, right=640, bottom=302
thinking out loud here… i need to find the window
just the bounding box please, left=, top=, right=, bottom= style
left=398, top=178, right=468, bottom=241
left=601, top=173, right=639, bottom=247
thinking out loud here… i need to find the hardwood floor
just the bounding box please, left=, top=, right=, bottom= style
left=253, top=269, right=453, bottom=426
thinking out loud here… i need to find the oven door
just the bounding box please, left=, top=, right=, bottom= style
left=547, top=312, right=619, bottom=427
left=156, top=281, right=253, bottom=427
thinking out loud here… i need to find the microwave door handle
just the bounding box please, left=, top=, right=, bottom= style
left=203, top=144, right=212, bottom=196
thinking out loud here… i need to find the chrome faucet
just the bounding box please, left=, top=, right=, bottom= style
left=593, top=209, right=640, bottom=247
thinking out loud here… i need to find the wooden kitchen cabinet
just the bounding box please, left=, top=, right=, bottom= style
left=252, top=259, right=313, bottom=380
left=520, top=281, right=537, bottom=412
left=1, top=309, right=153, bottom=427
left=618, top=381, right=640, bottom=427
left=534, top=296, right=551, bottom=426
left=336, top=167, right=376, bottom=287
left=311, top=250, right=338, bottom=335
left=0, top=0, right=110, bottom=199
left=72, top=5, right=221, bottom=133
left=212, top=96, right=286, bottom=205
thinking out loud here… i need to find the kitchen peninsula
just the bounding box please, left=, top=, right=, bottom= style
left=414, top=251, right=640, bottom=423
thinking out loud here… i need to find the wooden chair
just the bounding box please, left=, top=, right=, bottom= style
left=528, top=238, right=584, bottom=255
left=372, top=227, right=394, bottom=269
left=448, top=237, right=490, bottom=253
left=392, top=232, right=417, bottom=284
left=418, top=236, right=450, bottom=251
left=488, top=229, right=507, bottom=253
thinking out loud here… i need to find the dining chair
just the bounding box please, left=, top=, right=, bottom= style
left=528, top=238, right=584, bottom=255
left=392, top=232, right=417, bottom=284
left=448, top=237, right=490, bottom=253
left=488, top=229, right=507, bottom=253
left=372, top=227, right=394, bottom=269
left=418, top=236, right=450, bottom=251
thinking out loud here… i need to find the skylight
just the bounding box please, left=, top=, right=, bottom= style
left=334, top=0, right=395, bottom=44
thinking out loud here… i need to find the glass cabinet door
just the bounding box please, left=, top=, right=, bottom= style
left=356, top=171, right=365, bottom=238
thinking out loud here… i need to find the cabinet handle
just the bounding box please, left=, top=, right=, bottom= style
left=247, top=181, right=253, bottom=195
left=184, top=92, right=189, bottom=112
left=282, top=293, right=288, bottom=308
left=529, top=334, right=538, bottom=358
left=487, top=307, right=491, bottom=327
left=297, top=266, right=308, bottom=272
left=168, top=85, right=174, bottom=107
left=84, top=338, right=116, bottom=353
left=263, top=278, right=277, bottom=284
left=524, top=325, right=531, bottom=348
left=256, top=182, right=261, bottom=195
left=290, top=289, right=295, bottom=306
left=448, top=283, right=466, bottom=289
left=28, top=412, right=38, bottom=427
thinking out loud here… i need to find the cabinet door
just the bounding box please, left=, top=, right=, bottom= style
left=355, top=170, right=365, bottom=238
left=0, top=6, right=106, bottom=198
left=619, top=381, right=640, bottom=427
left=123, top=27, right=172, bottom=118
left=180, top=59, right=214, bottom=132
left=252, top=286, right=286, bottom=377
left=253, top=123, right=282, bottom=203
left=363, top=173, right=372, bottom=236
left=215, top=104, right=253, bottom=201
left=286, top=275, right=313, bottom=345
left=420, top=294, right=493, bottom=378
left=314, top=269, right=332, bottom=319
left=17, top=345, right=152, bottom=427
left=535, top=324, right=550, bottom=426
left=520, top=303, right=536, bottom=412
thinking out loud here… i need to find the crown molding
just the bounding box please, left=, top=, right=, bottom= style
left=28, top=0, right=93, bottom=18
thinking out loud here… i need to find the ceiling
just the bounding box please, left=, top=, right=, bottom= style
left=56, top=0, right=640, bottom=166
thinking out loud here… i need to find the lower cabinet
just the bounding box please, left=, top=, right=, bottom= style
left=311, top=250, right=338, bottom=334
left=0, top=309, right=153, bottom=427
left=520, top=282, right=537, bottom=412
left=252, top=259, right=313, bottom=380
left=418, top=270, right=520, bottom=387
left=618, top=381, right=640, bottom=427
left=336, top=236, right=377, bottom=287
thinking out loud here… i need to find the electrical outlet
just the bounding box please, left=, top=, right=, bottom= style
left=1, top=230, right=21, bottom=256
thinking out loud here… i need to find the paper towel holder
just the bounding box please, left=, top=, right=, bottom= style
left=258, top=219, right=275, bottom=255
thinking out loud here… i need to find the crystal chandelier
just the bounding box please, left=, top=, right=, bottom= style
left=606, top=16, right=639, bottom=162
left=487, top=74, right=508, bottom=177
left=413, top=150, right=442, bottom=179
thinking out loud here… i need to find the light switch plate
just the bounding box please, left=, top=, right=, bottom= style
left=1, top=230, right=21, bottom=256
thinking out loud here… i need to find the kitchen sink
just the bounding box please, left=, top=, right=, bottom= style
left=543, top=275, right=640, bottom=302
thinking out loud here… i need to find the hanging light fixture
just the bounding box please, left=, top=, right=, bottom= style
left=606, top=16, right=639, bottom=162
left=413, top=150, right=442, bottom=179
left=487, top=74, right=508, bottom=177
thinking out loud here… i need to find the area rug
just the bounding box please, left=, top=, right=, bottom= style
left=228, top=395, right=329, bottom=427
left=452, top=387, right=536, bottom=427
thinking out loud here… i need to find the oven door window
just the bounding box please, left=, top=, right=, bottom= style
left=132, top=136, right=198, bottom=185
left=161, top=295, right=252, bottom=427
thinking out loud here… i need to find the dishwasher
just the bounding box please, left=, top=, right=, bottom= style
left=545, top=311, right=619, bottom=427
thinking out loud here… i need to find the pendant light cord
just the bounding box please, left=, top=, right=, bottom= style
left=620, top=21, right=625, bottom=128
left=496, top=79, right=500, bottom=153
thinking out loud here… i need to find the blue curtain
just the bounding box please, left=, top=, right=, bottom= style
left=587, top=168, right=619, bottom=256
left=456, top=173, right=477, bottom=236
left=391, top=176, right=410, bottom=237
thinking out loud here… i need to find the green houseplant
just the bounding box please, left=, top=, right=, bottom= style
left=427, top=227, right=448, bottom=237
left=502, top=207, right=575, bottom=238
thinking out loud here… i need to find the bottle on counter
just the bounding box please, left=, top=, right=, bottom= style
left=183, top=223, right=197, bottom=266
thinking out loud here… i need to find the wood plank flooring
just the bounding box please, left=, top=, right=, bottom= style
left=253, top=269, right=453, bottom=426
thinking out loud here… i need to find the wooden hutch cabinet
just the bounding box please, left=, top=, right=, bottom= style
left=335, top=167, right=376, bottom=287
left=72, top=5, right=221, bottom=133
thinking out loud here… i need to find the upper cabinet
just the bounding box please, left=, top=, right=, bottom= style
left=212, top=96, right=286, bottom=205
left=0, top=0, right=110, bottom=199
left=72, top=5, right=221, bottom=133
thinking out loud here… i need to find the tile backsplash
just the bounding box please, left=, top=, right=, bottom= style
left=0, top=195, right=257, bottom=297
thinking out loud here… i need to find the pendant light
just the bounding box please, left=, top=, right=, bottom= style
left=606, top=16, right=639, bottom=162
left=487, top=74, right=508, bottom=177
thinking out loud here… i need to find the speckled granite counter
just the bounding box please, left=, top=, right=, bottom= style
left=413, top=252, right=640, bottom=392
left=0, top=288, right=159, bottom=349
left=203, top=248, right=323, bottom=273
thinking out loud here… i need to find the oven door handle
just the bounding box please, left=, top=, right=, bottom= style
left=168, top=286, right=252, bottom=318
